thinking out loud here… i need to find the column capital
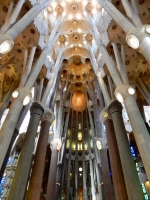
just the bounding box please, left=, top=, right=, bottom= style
left=30, top=102, right=44, bottom=116
left=41, top=108, right=55, bottom=124
left=108, top=100, right=122, bottom=115
left=115, top=85, right=136, bottom=102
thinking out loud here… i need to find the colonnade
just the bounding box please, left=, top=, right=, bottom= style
left=0, top=0, right=149, bottom=199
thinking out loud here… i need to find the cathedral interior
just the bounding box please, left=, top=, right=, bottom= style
left=0, top=0, right=150, bottom=199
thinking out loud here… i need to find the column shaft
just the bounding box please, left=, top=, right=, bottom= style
left=124, top=96, right=150, bottom=181
left=104, top=119, right=128, bottom=200
left=99, top=149, right=115, bottom=200
left=8, top=102, right=44, bottom=200
left=46, top=149, right=58, bottom=200
left=26, top=120, right=50, bottom=200
left=5, top=1, right=51, bottom=39
left=104, top=1, right=135, bottom=33
left=108, top=100, right=143, bottom=200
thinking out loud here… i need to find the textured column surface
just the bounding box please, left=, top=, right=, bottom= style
left=108, top=100, right=143, bottom=200
left=104, top=119, right=128, bottom=200
left=99, top=149, right=115, bottom=200
left=0, top=99, right=23, bottom=175
left=0, top=128, right=18, bottom=181
left=124, top=96, right=150, bottom=182
left=8, top=102, right=44, bottom=200
left=46, top=149, right=58, bottom=200
left=6, top=1, right=51, bottom=39
left=26, top=120, right=50, bottom=200
left=104, top=1, right=135, bottom=33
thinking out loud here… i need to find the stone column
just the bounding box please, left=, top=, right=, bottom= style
left=87, top=129, right=96, bottom=200
left=26, top=109, right=55, bottom=200
left=59, top=158, right=66, bottom=199
left=1, top=154, right=19, bottom=200
left=0, top=128, right=18, bottom=181
left=96, top=1, right=150, bottom=63
left=46, top=138, right=61, bottom=200
left=81, top=112, right=88, bottom=200
left=115, top=85, right=150, bottom=182
left=108, top=100, right=143, bottom=200
left=107, top=75, right=115, bottom=99
left=101, top=1, right=135, bottom=33
left=74, top=111, right=78, bottom=200
left=8, top=102, right=44, bottom=200
left=99, top=149, right=115, bottom=200
left=0, top=24, right=59, bottom=175
left=87, top=108, right=103, bottom=199
left=100, top=108, right=128, bottom=200
left=66, top=156, right=71, bottom=200
left=0, top=98, right=32, bottom=181
left=0, top=0, right=52, bottom=43
left=88, top=77, right=104, bottom=138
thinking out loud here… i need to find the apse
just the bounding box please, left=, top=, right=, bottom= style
left=71, top=90, right=87, bottom=112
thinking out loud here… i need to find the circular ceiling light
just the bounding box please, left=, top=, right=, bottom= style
left=146, top=25, right=150, bottom=34
left=96, top=141, right=102, bottom=150
left=128, top=87, right=135, bottom=95
left=23, top=95, right=31, bottom=106
left=126, top=35, right=139, bottom=49
left=12, top=90, right=19, bottom=98
left=115, top=91, right=124, bottom=103
left=0, top=39, right=14, bottom=54
left=103, top=111, right=108, bottom=118
left=79, top=167, right=82, bottom=171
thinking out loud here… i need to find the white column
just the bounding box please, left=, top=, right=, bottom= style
left=0, top=0, right=52, bottom=41
left=120, top=0, right=142, bottom=27
left=0, top=0, right=26, bottom=33
left=99, top=1, right=135, bottom=33
left=112, top=43, right=129, bottom=85
left=99, top=1, right=150, bottom=64
left=0, top=24, right=60, bottom=173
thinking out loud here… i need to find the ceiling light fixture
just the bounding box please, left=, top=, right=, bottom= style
left=23, top=94, right=31, bottom=106
left=115, top=91, right=124, bottom=103
left=82, top=0, right=87, bottom=6
left=68, top=14, right=73, bottom=20
left=128, top=87, right=135, bottom=95
left=79, top=167, right=82, bottom=171
left=103, top=111, right=108, bottom=118
left=0, top=39, right=14, bottom=54
left=12, top=90, right=19, bottom=98
left=96, top=141, right=102, bottom=150
left=126, top=35, right=139, bottom=49
left=61, top=2, right=66, bottom=7
left=76, top=13, right=81, bottom=20
left=145, top=25, right=150, bottom=34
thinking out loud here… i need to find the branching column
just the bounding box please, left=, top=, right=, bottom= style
left=0, top=24, right=59, bottom=175
left=26, top=109, right=55, bottom=200
left=81, top=112, right=88, bottom=200
left=100, top=108, right=128, bottom=200
left=87, top=121, right=96, bottom=200
left=65, top=110, right=73, bottom=200
left=99, top=0, right=150, bottom=63
left=8, top=102, right=44, bottom=200
left=0, top=0, right=53, bottom=44
left=100, top=44, right=150, bottom=182
left=46, top=100, right=64, bottom=200
left=74, top=111, right=78, bottom=200
left=108, top=100, right=143, bottom=200
left=99, top=149, right=115, bottom=200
